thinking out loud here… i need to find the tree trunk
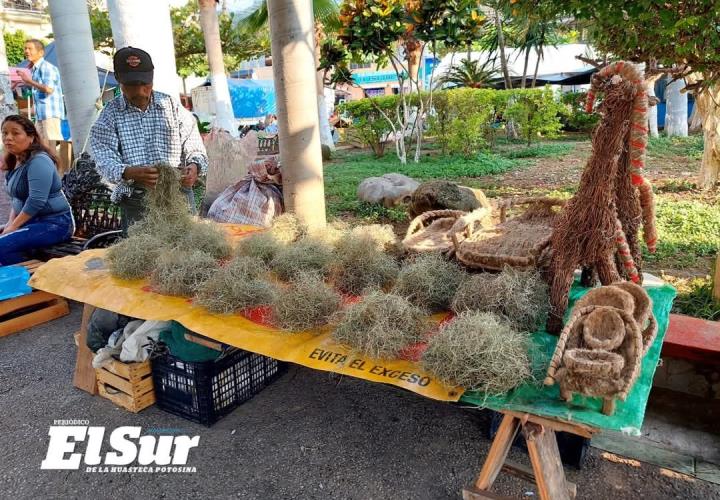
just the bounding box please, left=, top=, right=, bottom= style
left=531, top=46, right=542, bottom=88
left=267, top=0, right=326, bottom=229
left=664, top=76, right=688, bottom=137
left=314, top=22, right=335, bottom=154
left=405, top=37, right=423, bottom=92
left=521, top=47, right=530, bottom=89
left=107, top=0, right=180, bottom=97
left=198, top=0, right=236, bottom=135
left=645, top=74, right=661, bottom=138
left=48, top=0, right=101, bottom=158
left=494, top=10, right=512, bottom=90
left=695, top=84, right=720, bottom=190
left=0, top=17, right=18, bottom=121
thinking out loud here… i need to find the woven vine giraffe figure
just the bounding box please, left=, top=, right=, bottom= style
left=546, top=62, right=658, bottom=334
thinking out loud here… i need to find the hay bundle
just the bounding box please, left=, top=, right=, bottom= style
left=151, top=249, right=218, bottom=297
left=421, top=311, right=531, bottom=394
left=332, top=291, right=428, bottom=359
left=269, top=213, right=306, bottom=244
left=451, top=268, right=548, bottom=332
left=271, top=237, right=336, bottom=281
left=194, top=256, right=274, bottom=314
left=176, top=220, right=232, bottom=259
left=106, top=233, right=164, bottom=279
left=393, top=253, right=466, bottom=312
left=235, top=231, right=284, bottom=264
left=333, top=235, right=399, bottom=295
left=271, top=272, right=341, bottom=331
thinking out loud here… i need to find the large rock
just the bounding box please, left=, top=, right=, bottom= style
left=409, top=180, right=490, bottom=217
left=357, top=173, right=420, bottom=208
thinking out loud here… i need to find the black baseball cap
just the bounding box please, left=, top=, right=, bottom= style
left=114, top=46, right=154, bottom=85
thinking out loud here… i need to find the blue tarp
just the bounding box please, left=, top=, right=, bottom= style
left=227, top=79, right=276, bottom=119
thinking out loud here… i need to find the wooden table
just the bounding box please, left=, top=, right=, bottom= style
left=463, top=411, right=596, bottom=500
left=72, top=300, right=595, bottom=500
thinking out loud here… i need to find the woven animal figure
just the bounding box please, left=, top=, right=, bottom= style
left=544, top=283, right=655, bottom=415
left=546, top=62, right=657, bottom=333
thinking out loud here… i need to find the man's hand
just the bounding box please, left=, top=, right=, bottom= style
left=180, top=163, right=199, bottom=188
left=123, top=166, right=159, bottom=188
left=19, top=71, right=33, bottom=85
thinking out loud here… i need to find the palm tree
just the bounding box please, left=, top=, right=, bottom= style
left=107, top=0, right=180, bottom=97
left=266, top=0, right=326, bottom=229
left=47, top=0, right=101, bottom=157
left=241, top=0, right=339, bottom=153
left=439, top=58, right=496, bottom=89
left=198, top=0, right=236, bottom=134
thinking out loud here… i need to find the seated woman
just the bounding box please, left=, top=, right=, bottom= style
left=0, top=114, right=74, bottom=265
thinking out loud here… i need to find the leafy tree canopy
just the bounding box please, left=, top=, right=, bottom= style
left=88, top=1, right=270, bottom=78
left=3, top=30, right=29, bottom=66
left=511, top=0, right=720, bottom=83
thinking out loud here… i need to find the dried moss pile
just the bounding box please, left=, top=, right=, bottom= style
left=271, top=238, right=337, bottom=281
left=349, top=224, right=397, bottom=251
left=268, top=213, right=306, bottom=244
left=332, top=292, right=428, bottom=360
left=332, top=235, right=399, bottom=295
left=421, top=311, right=531, bottom=394
left=235, top=231, right=283, bottom=264
left=150, top=249, right=218, bottom=297
left=308, top=220, right=350, bottom=247
left=106, top=233, right=164, bottom=280
left=393, top=253, right=467, bottom=312
left=176, top=221, right=232, bottom=260
left=271, top=272, right=341, bottom=331
left=451, top=267, right=548, bottom=332
left=194, top=256, right=275, bottom=313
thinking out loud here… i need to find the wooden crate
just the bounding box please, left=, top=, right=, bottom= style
left=96, top=358, right=156, bottom=413
left=0, top=260, right=70, bottom=338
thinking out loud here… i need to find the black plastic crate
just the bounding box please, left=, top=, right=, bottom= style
left=151, top=348, right=285, bottom=426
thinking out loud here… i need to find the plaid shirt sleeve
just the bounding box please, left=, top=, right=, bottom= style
left=176, top=103, right=208, bottom=175
left=89, top=104, right=126, bottom=184
left=32, top=59, right=65, bottom=120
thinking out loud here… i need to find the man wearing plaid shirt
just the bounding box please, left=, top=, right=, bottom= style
left=89, top=47, right=208, bottom=235
left=20, top=39, right=65, bottom=144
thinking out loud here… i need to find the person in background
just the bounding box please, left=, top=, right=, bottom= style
left=19, top=39, right=65, bottom=148
left=265, top=114, right=278, bottom=135
left=90, top=46, right=208, bottom=236
left=0, top=114, right=74, bottom=265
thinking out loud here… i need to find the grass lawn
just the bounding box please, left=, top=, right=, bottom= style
left=324, top=134, right=719, bottom=320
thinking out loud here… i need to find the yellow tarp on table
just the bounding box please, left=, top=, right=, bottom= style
left=30, top=228, right=462, bottom=402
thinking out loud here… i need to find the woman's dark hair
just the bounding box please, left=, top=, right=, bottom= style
left=1, top=114, right=58, bottom=171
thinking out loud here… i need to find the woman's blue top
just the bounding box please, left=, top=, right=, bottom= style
left=5, top=152, right=71, bottom=218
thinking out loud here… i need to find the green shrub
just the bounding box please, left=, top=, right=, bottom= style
left=559, top=91, right=599, bottom=132
left=429, top=88, right=498, bottom=156
left=340, top=95, right=399, bottom=157
left=505, top=86, right=564, bottom=145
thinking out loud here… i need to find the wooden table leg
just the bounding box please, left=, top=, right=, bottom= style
left=463, top=414, right=521, bottom=499
left=464, top=412, right=582, bottom=500
left=476, top=414, right=521, bottom=489
left=524, top=422, right=574, bottom=500
left=73, top=303, right=97, bottom=394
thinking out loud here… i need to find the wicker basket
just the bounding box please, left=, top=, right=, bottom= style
left=545, top=304, right=643, bottom=407
left=402, top=209, right=471, bottom=254
left=452, top=197, right=566, bottom=271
